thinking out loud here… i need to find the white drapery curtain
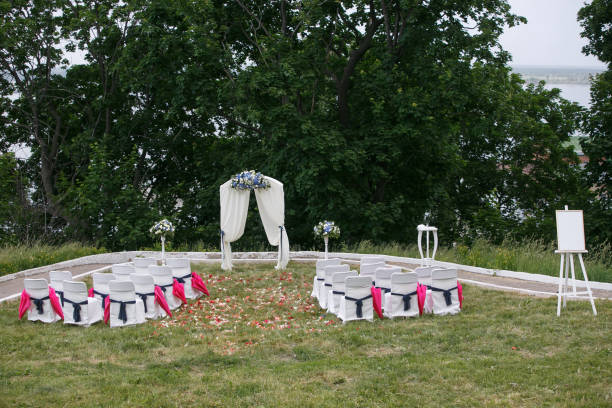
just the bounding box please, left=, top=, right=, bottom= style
left=219, top=176, right=289, bottom=270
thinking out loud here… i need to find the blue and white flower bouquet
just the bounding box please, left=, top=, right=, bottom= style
left=231, top=170, right=270, bottom=191
left=149, top=219, right=175, bottom=238
left=313, top=220, right=340, bottom=239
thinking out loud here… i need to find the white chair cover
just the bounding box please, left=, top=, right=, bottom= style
left=430, top=269, right=460, bottom=315
left=108, top=280, right=146, bottom=328
left=415, top=266, right=436, bottom=287
left=220, top=176, right=290, bottom=270
left=360, top=261, right=386, bottom=284
left=23, top=279, right=61, bottom=323
left=148, top=265, right=182, bottom=311
left=328, top=270, right=358, bottom=316
left=338, top=276, right=373, bottom=323
left=311, top=258, right=341, bottom=299
left=130, top=273, right=158, bottom=319
left=360, top=256, right=385, bottom=265
left=112, top=263, right=135, bottom=281
left=62, top=281, right=101, bottom=327
left=319, top=264, right=350, bottom=310
left=49, top=270, right=72, bottom=308
left=384, top=272, right=419, bottom=319
left=375, top=266, right=400, bottom=295
left=166, top=258, right=201, bottom=299
left=92, top=273, right=114, bottom=308
left=133, top=257, right=158, bottom=274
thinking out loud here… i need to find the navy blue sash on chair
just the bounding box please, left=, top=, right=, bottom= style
left=93, top=290, right=108, bottom=309
left=175, top=273, right=191, bottom=284
left=56, top=290, right=65, bottom=306
left=110, top=299, right=136, bottom=323
left=136, top=292, right=155, bottom=313
left=63, top=298, right=88, bottom=322
left=157, top=283, right=173, bottom=293
left=391, top=290, right=418, bottom=311
left=429, top=286, right=458, bottom=306
left=376, top=286, right=391, bottom=294
left=344, top=294, right=372, bottom=318
left=30, top=296, right=49, bottom=314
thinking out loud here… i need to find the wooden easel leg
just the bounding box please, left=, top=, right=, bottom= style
left=569, top=254, right=577, bottom=297
left=578, top=254, right=597, bottom=316
left=557, top=253, right=564, bottom=317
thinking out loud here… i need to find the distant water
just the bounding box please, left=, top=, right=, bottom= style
left=543, top=83, right=591, bottom=107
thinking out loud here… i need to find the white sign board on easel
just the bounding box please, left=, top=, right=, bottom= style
left=554, top=208, right=596, bottom=316
left=555, top=210, right=586, bottom=252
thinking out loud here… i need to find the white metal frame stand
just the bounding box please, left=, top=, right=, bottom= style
left=417, top=225, right=438, bottom=267
left=555, top=250, right=597, bottom=317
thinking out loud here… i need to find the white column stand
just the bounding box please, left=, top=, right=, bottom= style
left=555, top=250, right=597, bottom=317
left=324, top=236, right=329, bottom=260
left=417, top=225, right=438, bottom=267
left=161, top=235, right=166, bottom=265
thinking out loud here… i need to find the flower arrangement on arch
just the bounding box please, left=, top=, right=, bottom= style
left=149, top=219, right=175, bottom=238
left=230, top=170, right=270, bottom=191
left=314, top=220, right=340, bottom=239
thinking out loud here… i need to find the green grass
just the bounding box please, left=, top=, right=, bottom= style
left=343, top=239, right=612, bottom=283
left=0, top=242, right=106, bottom=278
left=1, top=262, right=611, bottom=407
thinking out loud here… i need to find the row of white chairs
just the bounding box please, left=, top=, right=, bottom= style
left=312, top=257, right=461, bottom=323
left=21, top=258, right=207, bottom=328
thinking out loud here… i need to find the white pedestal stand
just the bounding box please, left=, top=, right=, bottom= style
left=161, top=235, right=166, bottom=265
left=555, top=250, right=597, bottom=317
left=324, top=236, right=329, bottom=260
left=417, top=225, right=438, bottom=267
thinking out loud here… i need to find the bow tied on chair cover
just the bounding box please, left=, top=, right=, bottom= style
left=429, top=286, right=458, bottom=306
left=56, top=290, right=65, bottom=307
left=136, top=292, right=154, bottom=313
left=111, top=299, right=136, bottom=323
left=175, top=273, right=191, bottom=284
left=31, top=296, right=49, bottom=314
left=92, top=290, right=109, bottom=309
left=64, top=299, right=88, bottom=322
left=391, top=290, right=418, bottom=311
left=345, top=294, right=372, bottom=318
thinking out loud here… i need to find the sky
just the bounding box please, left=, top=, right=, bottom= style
left=499, top=0, right=606, bottom=68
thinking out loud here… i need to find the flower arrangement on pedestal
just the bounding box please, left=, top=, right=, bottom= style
left=314, top=220, right=340, bottom=259
left=149, top=219, right=175, bottom=264
left=230, top=170, right=270, bottom=191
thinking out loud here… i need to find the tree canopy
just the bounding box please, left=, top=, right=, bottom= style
left=0, top=0, right=602, bottom=250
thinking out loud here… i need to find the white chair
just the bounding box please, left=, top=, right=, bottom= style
left=311, top=258, right=342, bottom=300
left=375, top=266, right=400, bottom=295
left=23, top=279, right=61, bottom=323
left=320, top=264, right=350, bottom=310
left=148, top=265, right=182, bottom=310
left=62, top=281, right=101, bottom=327
left=107, top=280, right=146, bottom=328
left=430, top=269, right=461, bottom=315
left=112, top=263, right=136, bottom=281
left=49, top=270, right=72, bottom=307
left=166, top=258, right=200, bottom=299
left=384, top=272, right=419, bottom=319
left=130, top=273, right=158, bottom=319
left=414, top=266, right=436, bottom=288
left=92, top=273, right=115, bottom=309
left=359, top=261, right=386, bottom=285
left=133, top=257, right=158, bottom=274
left=338, top=276, right=373, bottom=323
left=328, top=270, right=358, bottom=316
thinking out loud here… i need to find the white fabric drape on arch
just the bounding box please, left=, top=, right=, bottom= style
left=219, top=176, right=289, bottom=270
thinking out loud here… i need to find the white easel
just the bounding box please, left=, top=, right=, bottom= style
left=555, top=207, right=597, bottom=316
left=417, top=224, right=438, bottom=267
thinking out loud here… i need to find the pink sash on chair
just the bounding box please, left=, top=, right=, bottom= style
left=457, top=281, right=463, bottom=309
left=18, top=290, right=31, bottom=320
left=191, top=272, right=209, bottom=296
left=172, top=279, right=187, bottom=304
left=417, top=284, right=426, bottom=316
left=371, top=286, right=383, bottom=319
left=48, top=287, right=64, bottom=319
left=88, top=287, right=94, bottom=297
left=154, top=286, right=172, bottom=317
left=104, top=296, right=111, bottom=324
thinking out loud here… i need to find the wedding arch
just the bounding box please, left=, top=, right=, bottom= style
left=219, top=171, right=290, bottom=270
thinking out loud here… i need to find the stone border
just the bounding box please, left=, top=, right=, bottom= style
left=2, top=250, right=611, bottom=292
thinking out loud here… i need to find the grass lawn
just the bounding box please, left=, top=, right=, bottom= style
left=1, top=262, right=611, bottom=407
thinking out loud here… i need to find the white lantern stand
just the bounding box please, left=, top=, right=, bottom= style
left=555, top=208, right=597, bottom=317
left=417, top=225, right=438, bottom=267
left=160, top=235, right=166, bottom=265
left=324, top=236, right=329, bottom=260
